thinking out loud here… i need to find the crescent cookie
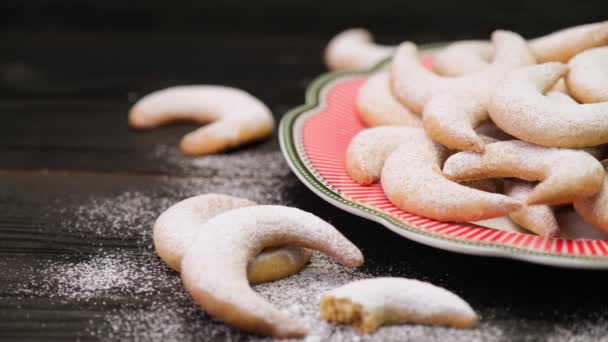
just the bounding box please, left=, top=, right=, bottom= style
left=574, top=163, right=608, bottom=233
left=380, top=128, right=522, bottom=222
left=346, top=126, right=415, bottom=185
left=489, top=62, right=608, bottom=148
left=153, top=194, right=311, bottom=284
left=443, top=140, right=606, bottom=205
left=433, top=21, right=608, bottom=76
left=391, top=30, right=535, bottom=152
left=504, top=181, right=559, bottom=237
left=433, top=40, right=494, bottom=77
left=345, top=126, right=502, bottom=191
left=529, top=20, right=608, bottom=63
left=180, top=205, right=364, bottom=338
left=129, top=85, right=274, bottom=156
left=324, top=28, right=394, bottom=71
left=357, top=71, right=422, bottom=127
left=566, top=47, right=608, bottom=103
left=320, top=277, right=478, bottom=332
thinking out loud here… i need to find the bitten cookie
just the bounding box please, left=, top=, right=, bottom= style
left=321, top=277, right=478, bottom=332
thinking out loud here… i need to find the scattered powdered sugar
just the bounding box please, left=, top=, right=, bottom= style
left=56, top=191, right=174, bottom=246
left=14, top=249, right=181, bottom=301
left=12, top=243, right=506, bottom=341
left=152, top=144, right=291, bottom=178
left=545, top=316, right=608, bottom=342
left=152, top=145, right=300, bottom=206
left=41, top=148, right=299, bottom=249
left=89, top=254, right=507, bottom=342
left=9, top=144, right=603, bottom=341
left=13, top=244, right=603, bottom=341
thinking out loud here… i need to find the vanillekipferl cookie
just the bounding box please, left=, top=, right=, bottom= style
left=321, top=277, right=478, bottom=332
left=380, top=128, right=522, bottom=222
left=153, top=194, right=311, bottom=284
left=433, top=21, right=608, bottom=76
left=357, top=71, right=422, bottom=127
left=504, top=180, right=559, bottom=237
left=488, top=63, right=608, bottom=148
left=180, top=205, right=364, bottom=338
left=566, top=47, right=608, bottom=104
left=391, top=31, right=535, bottom=152
left=324, top=28, right=394, bottom=71
left=443, top=140, right=606, bottom=205
left=129, top=85, right=274, bottom=156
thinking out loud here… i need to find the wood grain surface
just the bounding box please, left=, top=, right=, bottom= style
left=2, top=5, right=608, bottom=340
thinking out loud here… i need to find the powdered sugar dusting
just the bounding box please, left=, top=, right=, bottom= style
left=13, top=250, right=180, bottom=301
left=391, top=31, right=534, bottom=114
left=325, top=28, right=394, bottom=72
left=488, top=62, right=608, bottom=148
left=567, top=46, right=608, bottom=103
left=179, top=205, right=364, bottom=334
left=380, top=130, right=520, bottom=222
left=130, top=85, right=274, bottom=156
left=357, top=71, right=421, bottom=127
left=57, top=191, right=173, bottom=246
left=323, top=277, right=478, bottom=329
left=443, top=140, right=606, bottom=205
left=72, top=253, right=511, bottom=341
left=153, top=193, right=256, bottom=271
left=346, top=126, right=417, bottom=185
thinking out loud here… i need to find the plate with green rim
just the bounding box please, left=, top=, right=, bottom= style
left=278, top=45, right=608, bottom=269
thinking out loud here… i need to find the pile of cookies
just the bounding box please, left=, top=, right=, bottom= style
left=130, top=22, right=607, bottom=339
left=152, top=194, right=478, bottom=338
left=327, top=22, right=608, bottom=237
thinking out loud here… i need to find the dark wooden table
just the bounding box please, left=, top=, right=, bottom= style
left=2, top=9, right=608, bottom=340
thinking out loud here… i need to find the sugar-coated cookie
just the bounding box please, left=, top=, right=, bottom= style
left=529, top=21, right=608, bottom=63
left=346, top=126, right=414, bottom=185
left=504, top=181, right=559, bottom=237
left=380, top=128, right=522, bottom=222
left=153, top=194, right=311, bottom=284
left=433, top=21, right=608, bottom=76
left=566, top=47, right=608, bottom=104
left=574, top=163, right=608, bottom=233
left=489, top=63, right=608, bottom=148
left=357, top=71, right=422, bottom=127
left=391, top=31, right=535, bottom=152
left=433, top=40, right=494, bottom=76
left=325, top=28, right=394, bottom=71
left=180, top=205, right=364, bottom=338
left=129, top=85, right=274, bottom=156
left=321, top=277, right=478, bottom=332
left=443, top=140, right=606, bottom=205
